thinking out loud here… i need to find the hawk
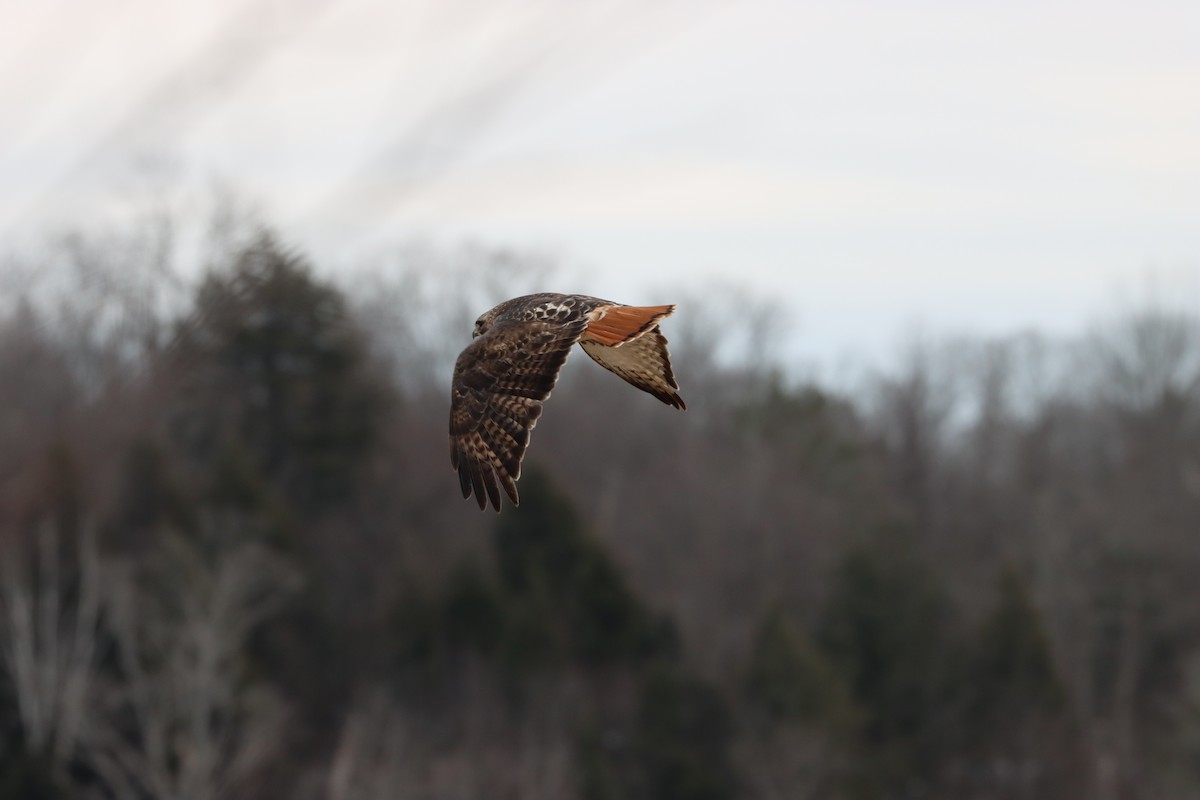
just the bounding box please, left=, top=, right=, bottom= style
left=450, top=293, right=686, bottom=511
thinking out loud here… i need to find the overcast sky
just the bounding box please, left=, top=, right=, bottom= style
left=2, top=0, right=1198, bottom=365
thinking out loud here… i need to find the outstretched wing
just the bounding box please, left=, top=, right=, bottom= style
left=449, top=314, right=589, bottom=511
left=578, top=324, right=686, bottom=410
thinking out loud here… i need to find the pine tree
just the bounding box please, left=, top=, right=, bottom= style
left=816, top=542, right=961, bottom=795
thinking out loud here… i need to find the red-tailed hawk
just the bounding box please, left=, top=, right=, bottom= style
left=450, top=293, right=686, bottom=511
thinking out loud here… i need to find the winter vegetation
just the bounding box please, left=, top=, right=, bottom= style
left=1, top=205, right=1199, bottom=800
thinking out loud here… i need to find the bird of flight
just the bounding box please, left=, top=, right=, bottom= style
left=450, top=293, right=686, bottom=511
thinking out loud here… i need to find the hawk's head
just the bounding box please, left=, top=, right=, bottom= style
left=472, top=309, right=497, bottom=338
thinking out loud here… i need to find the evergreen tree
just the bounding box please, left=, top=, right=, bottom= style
left=744, top=604, right=858, bottom=735
left=170, top=233, right=390, bottom=514
left=967, top=568, right=1064, bottom=733
left=491, top=467, right=676, bottom=671
left=958, top=568, right=1074, bottom=797
left=160, top=234, right=394, bottom=730
left=816, top=541, right=961, bottom=795
left=107, top=439, right=195, bottom=552
left=633, top=664, right=738, bottom=800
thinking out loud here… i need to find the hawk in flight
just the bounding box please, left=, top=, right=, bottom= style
left=450, top=293, right=686, bottom=511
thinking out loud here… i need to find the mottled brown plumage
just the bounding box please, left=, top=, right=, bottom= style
left=449, top=293, right=685, bottom=511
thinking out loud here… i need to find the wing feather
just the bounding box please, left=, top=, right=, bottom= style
left=579, top=325, right=686, bottom=410
left=449, top=314, right=588, bottom=511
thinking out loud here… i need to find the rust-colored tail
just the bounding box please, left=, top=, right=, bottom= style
left=585, top=304, right=675, bottom=347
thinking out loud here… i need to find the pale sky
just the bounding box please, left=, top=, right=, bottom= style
left=2, top=0, right=1198, bottom=365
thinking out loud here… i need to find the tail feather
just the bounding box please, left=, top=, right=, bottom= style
left=585, top=304, right=675, bottom=347
left=579, top=326, right=686, bottom=410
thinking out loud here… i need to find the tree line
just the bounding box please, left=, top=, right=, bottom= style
left=1, top=216, right=1198, bottom=799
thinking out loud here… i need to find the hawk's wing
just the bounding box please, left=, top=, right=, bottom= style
left=449, top=314, right=589, bottom=511
left=579, top=325, right=686, bottom=410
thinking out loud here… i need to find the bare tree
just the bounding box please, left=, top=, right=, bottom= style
left=870, top=333, right=958, bottom=533
left=323, top=670, right=578, bottom=800
left=0, top=520, right=105, bottom=776
left=735, top=723, right=842, bottom=800
left=1089, top=308, right=1200, bottom=414
left=348, top=240, right=562, bottom=398
left=86, top=527, right=299, bottom=800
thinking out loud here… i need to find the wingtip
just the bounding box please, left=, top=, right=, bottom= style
left=457, top=464, right=472, bottom=499
left=656, top=389, right=687, bottom=410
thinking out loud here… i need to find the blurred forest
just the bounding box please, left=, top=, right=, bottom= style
left=1, top=207, right=1199, bottom=800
